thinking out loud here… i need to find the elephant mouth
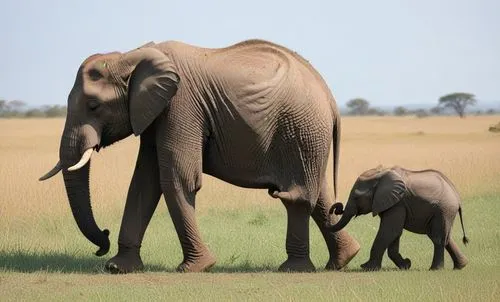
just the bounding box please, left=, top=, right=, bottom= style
left=39, top=144, right=102, bottom=181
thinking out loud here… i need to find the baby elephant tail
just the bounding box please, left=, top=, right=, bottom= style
left=458, top=207, right=469, bottom=245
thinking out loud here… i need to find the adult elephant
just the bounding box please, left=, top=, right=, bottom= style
left=39, top=39, right=360, bottom=273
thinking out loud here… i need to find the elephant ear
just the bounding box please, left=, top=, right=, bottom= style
left=128, top=48, right=179, bottom=136
left=372, top=170, right=406, bottom=216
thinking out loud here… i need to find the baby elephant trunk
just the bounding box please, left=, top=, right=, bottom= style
left=327, top=202, right=356, bottom=232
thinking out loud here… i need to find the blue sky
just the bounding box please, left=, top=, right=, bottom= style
left=1, top=0, right=499, bottom=108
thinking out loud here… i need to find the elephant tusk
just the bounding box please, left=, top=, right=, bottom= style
left=68, top=148, right=94, bottom=171
left=39, top=161, right=62, bottom=181
left=354, top=188, right=369, bottom=196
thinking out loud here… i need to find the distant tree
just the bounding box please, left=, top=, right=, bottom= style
left=430, top=106, right=443, bottom=115
left=43, top=105, right=67, bottom=117
left=346, top=98, right=370, bottom=115
left=0, top=100, right=26, bottom=117
left=367, top=107, right=387, bottom=116
left=413, top=109, right=429, bottom=118
left=25, top=108, right=46, bottom=118
left=393, top=106, right=409, bottom=116
left=8, top=100, right=26, bottom=112
left=486, top=109, right=497, bottom=115
left=0, top=99, right=6, bottom=112
left=438, top=92, right=477, bottom=118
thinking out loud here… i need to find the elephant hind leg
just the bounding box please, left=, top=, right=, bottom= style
left=311, top=181, right=360, bottom=270
left=278, top=199, right=316, bottom=272
left=446, top=238, right=468, bottom=270
left=428, top=216, right=447, bottom=270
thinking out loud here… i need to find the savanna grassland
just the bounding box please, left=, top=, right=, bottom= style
left=1, top=116, right=499, bottom=301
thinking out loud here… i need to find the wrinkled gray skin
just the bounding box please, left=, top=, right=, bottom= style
left=39, top=39, right=360, bottom=273
left=328, top=165, right=469, bottom=271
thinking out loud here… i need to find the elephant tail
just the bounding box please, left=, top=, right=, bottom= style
left=458, top=206, right=469, bottom=245
left=332, top=115, right=341, bottom=201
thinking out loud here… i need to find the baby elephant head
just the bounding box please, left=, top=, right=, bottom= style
left=328, top=166, right=407, bottom=232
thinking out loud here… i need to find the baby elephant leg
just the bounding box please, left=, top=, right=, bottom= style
left=387, top=236, right=411, bottom=270
left=446, top=238, right=468, bottom=270
left=361, top=206, right=406, bottom=271
left=428, top=218, right=447, bottom=270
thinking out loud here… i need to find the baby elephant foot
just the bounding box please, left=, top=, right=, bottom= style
left=279, top=256, right=316, bottom=272
left=176, top=253, right=216, bottom=273
left=397, top=258, right=411, bottom=270
left=360, top=261, right=381, bottom=271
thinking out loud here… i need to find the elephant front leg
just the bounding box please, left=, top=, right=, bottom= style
left=278, top=201, right=315, bottom=272
left=105, top=138, right=162, bottom=274
left=361, top=206, right=405, bottom=271
left=387, top=236, right=411, bottom=270
left=161, top=180, right=216, bottom=272
left=312, top=183, right=360, bottom=270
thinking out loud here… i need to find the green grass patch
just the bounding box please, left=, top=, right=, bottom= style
left=1, top=194, right=499, bottom=301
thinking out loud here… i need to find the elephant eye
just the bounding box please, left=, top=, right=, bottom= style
left=88, top=100, right=101, bottom=111
left=88, top=68, right=103, bottom=81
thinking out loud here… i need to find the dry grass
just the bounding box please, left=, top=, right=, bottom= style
left=1, top=116, right=498, bottom=220
left=1, top=116, right=499, bottom=301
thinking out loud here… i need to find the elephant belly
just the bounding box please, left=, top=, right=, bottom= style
left=403, top=197, right=439, bottom=234
left=403, top=208, right=434, bottom=234
left=403, top=222, right=428, bottom=235
left=202, top=137, right=276, bottom=189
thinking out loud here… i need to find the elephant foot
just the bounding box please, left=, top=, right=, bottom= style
left=453, top=257, right=468, bottom=270
left=360, top=261, right=381, bottom=271
left=176, top=253, right=216, bottom=273
left=278, top=257, right=316, bottom=273
left=429, top=264, right=444, bottom=271
left=325, top=231, right=361, bottom=270
left=397, top=258, right=411, bottom=270
left=104, top=245, right=144, bottom=274
left=105, top=255, right=144, bottom=274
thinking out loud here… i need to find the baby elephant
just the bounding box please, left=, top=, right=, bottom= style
left=328, top=165, right=469, bottom=271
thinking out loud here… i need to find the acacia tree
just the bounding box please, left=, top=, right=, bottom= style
left=438, top=93, right=477, bottom=118
left=393, top=106, right=409, bottom=116
left=346, top=98, right=370, bottom=115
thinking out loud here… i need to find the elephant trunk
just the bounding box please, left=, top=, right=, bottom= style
left=59, top=122, right=109, bottom=256
left=327, top=202, right=357, bottom=232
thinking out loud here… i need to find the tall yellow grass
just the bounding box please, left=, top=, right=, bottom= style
left=1, top=116, right=499, bottom=225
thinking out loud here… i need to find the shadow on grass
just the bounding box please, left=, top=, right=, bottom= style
left=0, top=250, right=280, bottom=274
left=2, top=250, right=413, bottom=274
left=209, top=262, right=276, bottom=273
left=0, top=250, right=167, bottom=274
left=346, top=267, right=413, bottom=273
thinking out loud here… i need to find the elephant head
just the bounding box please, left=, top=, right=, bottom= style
left=39, top=42, right=179, bottom=256
left=327, top=166, right=406, bottom=232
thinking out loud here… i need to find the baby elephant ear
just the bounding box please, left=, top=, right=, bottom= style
left=128, top=48, right=179, bottom=136
left=372, top=170, right=406, bottom=216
